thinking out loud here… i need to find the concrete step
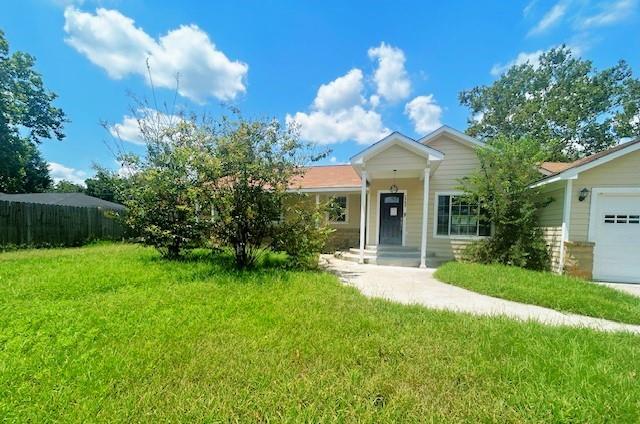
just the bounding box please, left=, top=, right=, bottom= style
left=348, top=248, right=420, bottom=257
left=366, top=245, right=419, bottom=252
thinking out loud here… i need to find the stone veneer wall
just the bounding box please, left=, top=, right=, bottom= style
left=563, top=241, right=595, bottom=280
left=325, top=228, right=359, bottom=252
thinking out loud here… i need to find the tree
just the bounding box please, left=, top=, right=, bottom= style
left=50, top=180, right=84, bottom=193
left=208, top=117, right=324, bottom=268
left=121, top=116, right=213, bottom=259
left=460, top=137, right=551, bottom=270
left=0, top=30, right=66, bottom=193
left=460, top=46, right=640, bottom=161
left=84, top=166, right=130, bottom=203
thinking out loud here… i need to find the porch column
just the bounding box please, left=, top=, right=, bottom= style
left=420, top=166, right=430, bottom=268
left=359, top=171, right=367, bottom=263
left=558, top=178, right=573, bottom=273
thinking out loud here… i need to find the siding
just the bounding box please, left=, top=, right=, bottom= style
left=366, top=144, right=428, bottom=171
left=426, top=136, right=482, bottom=259
left=316, top=193, right=361, bottom=230
left=569, top=150, right=640, bottom=242
left=537, top=187, right=565, bottom=272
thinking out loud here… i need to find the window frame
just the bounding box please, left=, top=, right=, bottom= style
left=433, top=191, right=491, bottom=239
left=327, top=195, right=349, bottom=224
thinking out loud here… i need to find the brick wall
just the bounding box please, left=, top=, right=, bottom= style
left=564, top=241, right=595, bottom=280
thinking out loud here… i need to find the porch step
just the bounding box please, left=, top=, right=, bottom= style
left=335, top=249, right=447, bottom=268
left=348, top=247, right=420, bottom=257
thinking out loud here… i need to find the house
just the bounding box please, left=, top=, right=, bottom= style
left=0, top=192, right=126, bottom=211
left=291, top=126, right=640, bottom=283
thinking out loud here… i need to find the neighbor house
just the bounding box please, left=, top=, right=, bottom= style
left=290, top=126, right=640, bottom=283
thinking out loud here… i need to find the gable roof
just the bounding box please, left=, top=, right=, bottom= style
left=419, top=125, right=486, bottom=149
left=289, top=165, right=361, bottom=191
left=534, top=138, right=640, bottom=186
left=350, top=131, right=444, bottom=165
left=0, top=192, right=126, bottom=210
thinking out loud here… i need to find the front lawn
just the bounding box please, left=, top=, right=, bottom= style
left=435, top=261, right=640, bottom=325
left=1, top=244, right=640, bottom=422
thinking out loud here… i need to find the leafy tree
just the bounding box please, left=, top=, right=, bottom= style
left=50, top=180, right=84, bottom=193
left=121, top=116, right=213, bottom=259
left=208, top=117, right=324, bottom=268
left=85, top=166, right=130, bottom=203
left=460, top=46, right=640, bottom=160
left=460, top=137, right=551, bottom=270
left=0, top=30, right=66, bottom=192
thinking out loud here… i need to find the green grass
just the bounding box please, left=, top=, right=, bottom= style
left=1, top=244, right=640, bottom=422
left=435, top=261, right=640, bottom=325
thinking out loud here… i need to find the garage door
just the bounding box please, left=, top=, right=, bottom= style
left=591, top=190, right=640, bottom=283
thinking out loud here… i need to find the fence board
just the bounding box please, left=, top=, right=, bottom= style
left=0, top=200, right=125, bottom=248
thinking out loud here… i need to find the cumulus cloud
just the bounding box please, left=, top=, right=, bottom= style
left=579, top=0, right=637, bottom=28
left=286, top=67, right=389, bottom=145
left=490, top=50, right=544, bottom=76
left=528, top=2, right=567, bottom=35
left=48, top=162, right=88, bottom=185
left=367, top=43, right=411, bottom=102
left=109, top=108, right=182, bottom=145
left=313, top=69, right=365, bottom=111
left=63, top=7, right=248, bottom=103
left=404, top=95, right=443, bottom=134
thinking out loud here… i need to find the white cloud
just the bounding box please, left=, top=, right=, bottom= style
left=404, top=95, right=443, bottom=134
left=63, top=7, right=248, bottom=103
left=286, top=69, right=389, bottom=145
left=109, top=108, right=182, bottom=144
left=287, top=106, right=388, bottom=145
left=367, top=42, right=411, bottom=102
left=579, top=0, right=637, bottom=28
left=329, top=156, right=337, bottom=163
left=523, top=0, right=539, bottom=16
left=313, top=69, right=364, bottom=112
left=528, top=2, right=567, bottom=35
left=48, top=162, right=88, bottom=185
left=490, top=50, right=544, bottom=76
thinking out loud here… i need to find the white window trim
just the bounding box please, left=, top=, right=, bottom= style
left=327, top=194, right=350, bottom=224
left=432, top=191, right=490, bottom=240
left=376, top=189, right=407, bottom=246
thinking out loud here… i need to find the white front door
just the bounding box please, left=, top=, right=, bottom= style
left=591, top=190, right=640, bottom=283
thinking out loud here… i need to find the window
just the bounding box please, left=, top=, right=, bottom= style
left=604, top=214, right=640, bottom=224
left=436, top=194, right=491, bottom=237
left=328, top=196, right=348, bottom=223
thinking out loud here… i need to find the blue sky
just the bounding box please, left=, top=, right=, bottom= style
left=2, top=0, right=639, bottom=184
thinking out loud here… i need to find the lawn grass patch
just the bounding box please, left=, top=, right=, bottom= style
left=435, top=261, right=640, bottom=325
left=1, top=244, right=639, bottom=422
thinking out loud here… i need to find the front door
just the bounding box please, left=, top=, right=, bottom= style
left=379, top=193, right=404, bottom=245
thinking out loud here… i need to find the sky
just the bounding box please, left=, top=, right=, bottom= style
left=2, top=0, right=639, bottom=184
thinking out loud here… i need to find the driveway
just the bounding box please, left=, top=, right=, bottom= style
left=323, top=256, right=640, bottom=334
left=599, top=282, right=640, bottom=297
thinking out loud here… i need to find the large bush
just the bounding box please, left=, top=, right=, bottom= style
left=460, top=137, right=551, bottom=270
left=272, top=194, right=334, bottom=269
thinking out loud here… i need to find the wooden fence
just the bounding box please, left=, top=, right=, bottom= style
left=0, top=200, right=125, bottom=248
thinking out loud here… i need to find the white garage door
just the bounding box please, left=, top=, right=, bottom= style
left=591, top=190, right=640, bottom=283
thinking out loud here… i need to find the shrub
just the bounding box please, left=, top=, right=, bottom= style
left=460, top=136, right=551, bottom=270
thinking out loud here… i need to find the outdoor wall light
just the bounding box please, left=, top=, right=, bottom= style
left=578, top=187, right=590, bottom=202
left=389, top=169, right=399, bottom=193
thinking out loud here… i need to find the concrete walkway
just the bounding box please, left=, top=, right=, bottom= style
left=599, top=282, right=640, bottom=297
left=322, top=255, right=640, bottom=334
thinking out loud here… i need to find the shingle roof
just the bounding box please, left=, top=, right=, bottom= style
left=0, top=193, right=126, bottom=210
left=540, top=138, right=640, bottom=178
left=289, top=165, right=361, bottom=190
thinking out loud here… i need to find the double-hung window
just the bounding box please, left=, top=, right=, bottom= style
left=328, top=195, right=348, bottom=223
left=436, top=193, right=491, bottom=237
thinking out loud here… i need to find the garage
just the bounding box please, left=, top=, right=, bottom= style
left=590, top=189, right=640, bottom=283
